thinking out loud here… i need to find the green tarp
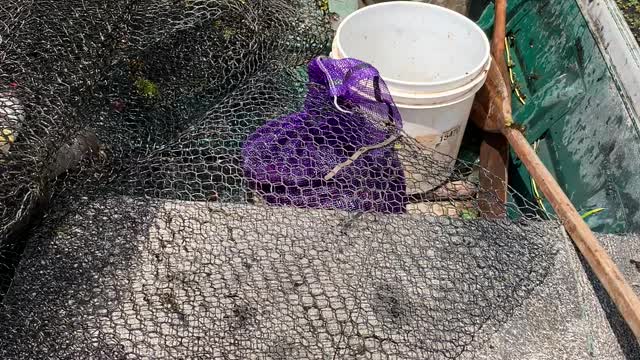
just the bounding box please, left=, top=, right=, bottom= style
left=478, top=0, right=640, bottom=233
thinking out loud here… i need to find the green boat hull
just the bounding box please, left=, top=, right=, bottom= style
left=474, top=0, right=640, bottom=233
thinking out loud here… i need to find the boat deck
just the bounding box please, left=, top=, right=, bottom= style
left=2, top=198, right=639, bottom=358
left=475, top=232, right=640, bottom=359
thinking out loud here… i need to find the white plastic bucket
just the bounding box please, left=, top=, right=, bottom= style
left=331, top=1, right=491, bottom=175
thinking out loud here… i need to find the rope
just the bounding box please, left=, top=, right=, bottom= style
left=324, top=134, right=399, bottom=181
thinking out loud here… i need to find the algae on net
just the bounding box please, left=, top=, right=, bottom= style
left=617, top=0, right=640, bottom=42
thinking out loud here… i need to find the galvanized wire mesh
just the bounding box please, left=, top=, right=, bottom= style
left=0, top=1, right=559, bottom=359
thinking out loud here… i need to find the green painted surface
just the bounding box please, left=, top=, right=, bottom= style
left=476, top=0, right=640, bottom=233
left=329, top=0, right=359, bottom=17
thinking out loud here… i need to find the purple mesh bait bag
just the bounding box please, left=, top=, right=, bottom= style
left=242, top=57, right=406, bottom=213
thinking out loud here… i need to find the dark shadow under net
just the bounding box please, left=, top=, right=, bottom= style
left=0, top=1, right=559, bottom=359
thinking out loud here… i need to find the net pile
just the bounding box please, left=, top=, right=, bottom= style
left=0, top=1, right=559, bottom=359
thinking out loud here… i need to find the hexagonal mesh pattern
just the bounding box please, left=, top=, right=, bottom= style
left=0, top=1, right=559, bottom=359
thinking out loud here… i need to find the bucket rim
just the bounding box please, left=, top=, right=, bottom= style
left=385, top=59, right=491, bottom=104
left=393, top=87, right=479, bottom=109
left=335, top=1, right=491, bottom=90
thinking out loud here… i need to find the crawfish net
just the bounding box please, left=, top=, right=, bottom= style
left=0, top=1, right=560, bottom=359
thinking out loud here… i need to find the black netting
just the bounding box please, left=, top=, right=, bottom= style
left=1, top=1, right=559, bottom=359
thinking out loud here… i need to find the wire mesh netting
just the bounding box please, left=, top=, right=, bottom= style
left=1, top=1, right=560, bottom=359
